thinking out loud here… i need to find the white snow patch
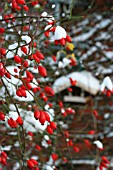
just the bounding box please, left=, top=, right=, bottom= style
left=104, top=113, right=110, bottom=119
left=21, top=35, right=31, bottom=44
left=41, top=12, right=48, bottom=17
left=54, top=26, right=66, bottom=40
left=1, top=145, right=12, bottom=151
left=93, top=140, right=103, bottom=149
left=53, top=71, right=100, bottom=95
left=9, top=111, right=18, bottom=120
left=8, top=42, right=18, bottom=50
left=100, top=76, right=113, bottom=92
left=52, top=4, right=56, bottom=9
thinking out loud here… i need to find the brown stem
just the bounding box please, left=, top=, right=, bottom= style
left=1, top=78, right=26, bottom=169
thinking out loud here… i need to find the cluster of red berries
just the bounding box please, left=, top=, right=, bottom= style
left=34, top=109, right=57, bottom=134
left=54, top=34, right=72, bottom=46
left=12, top=0, right=29, bottom=11
left=99, top=156, right=110, bottom=170
left=44, top=22, right=72, bottom=46
left=102, top=89, right=113, bottom=97
left=61, top=107, right=75, bottom=117
left=27, top=158, right=39, bottom=170
left=0, top=62, right=11, bottom=79
left=0, top=109, right=23, bottom=129
left=13, top=50, right=50, bottom=98
left=0, top=151, right=8, bottom=167
left=63, top=130, right=80, bottom=153
left=11, top=0, right=46, bottom=12
left=3, top=14, right=15, bottom=23
left=8, top=116, right=23, bottom=128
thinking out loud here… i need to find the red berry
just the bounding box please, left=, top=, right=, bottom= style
left=14, top=55, right=22, bottom=64
left=35, top=145, right=41, bottom=151
left=88, top=130, right=95, bottom=135
left=47, top=125, right=53, bottom=134
left=36, top=50, right=44, bottom=60
left=30, top=159, right=38, bottom=166
left=106, top=90, right=111, bottom=97
left=54, top=40, right=59, bottom=45
left=33, top=86, right=41, bottom=93
left=16, top=87, right=27, bottom=97
left=50, top=122, right=57, bottom=129
left=52, top=55, right=57, bottom=62
left=16, top=0, right=25, bottom=5
left=65, top=108, right=75, bottom=114
left=4, top=15, right=9, bottom=22
left=84, top=139, right=91, bottom=147
left=21, top=46, right=28, bottom=54
left=62, top=157, right=68, bottom=163
left=73, top=146, right=80, bottom=152
left=1, top=157, right=7, bottom=165
left=34, top=110, right=40, bottom=120
left=39, top=110, right=46, bottom=125
left=67, top=139, right=73, bottom=146
left=0, top=48, right=6, bottom=55
left=47, top=139, right=52, bottom=145
left=23, top=60, right=29, bottom=68
left=26, top=83, right=32, bottom=90
left=32, top=54, right=40, bottom=63
left=0, top=111, right=5, bottom=121
left=70, top=58, right=76, bottom=66
left=23, top=25, right=29, bottom=31
left=68, top=88, right=72, bottom=92
left=44, top=31, right=50, bottom=38
left=64, top=130, right=69, bottom=138
left=0, top=63, right=5, bottom=76
left=31, top=1, right=38, bottom=6
left=16, top=116, right=23, bottom=125
left=12, top=0, right=18, bottom=9
left=93, top=110, right=98, bottom=117
left=65, top=34, right=72, bottom=43
left=8, top=118, right=18, bottom=128
left=27, top=160, right=35, bottom=168
left=28, top=131, right=33, bottom=136
left=16, top=5, right=21, bottom=10
left=33, top=42, right=37, bottom=47
left=0, top=28, right=5, bottom=34
left=14, top=68, right=18, bottom=73
left=69, top=78, right=77, bottom=86
left=44, top=86, right=54, bottom=97
left=51, top=153, right=58, bottom=161
left=38, top=65, right=47, bottom=77
left=58, top=101, right=63, bottom=108
left=9, top=14, right=15, bottom=21
left=48, top=103, right=53, bottom=107
left=23, top=5, right=29, bottom=11
left=5, top=72, right=11, bottom=79
left=102, top=156, right=110, bottom=164
left=1, top=152, right=7, bottom=159
left=26, top=70, right=34, bottom=81
left=44, top=111, right=50, bottom=122
left=0, top=62, right=4, bottom=70
left=59, top=38, right=66, bottom=46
